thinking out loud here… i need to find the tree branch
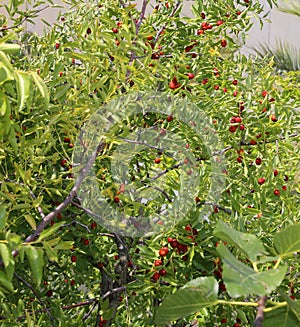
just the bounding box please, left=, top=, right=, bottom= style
left=254, top=296, right=267, bottom=327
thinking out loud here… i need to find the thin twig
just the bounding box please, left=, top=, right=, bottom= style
left=102, top=286, right=126, bottom=301
left=0, top=6, right=49, bottom=32
left=14, top=272, right=54, bottom=323
left=1, top=142, right=104, bottom=265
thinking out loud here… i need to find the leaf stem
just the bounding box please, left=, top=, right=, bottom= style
left=217, top=300, right=258, bottom=307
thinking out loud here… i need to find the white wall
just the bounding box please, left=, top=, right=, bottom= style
left=1, top=0, right=299, bottom=54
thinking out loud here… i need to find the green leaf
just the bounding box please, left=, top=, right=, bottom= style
left=213, top=220, right=265, bottom=262
left=53, top=240, right=74, bottom=250
left=264, top=306, right=299, bottom=326
left=38, top=221, right=66, bottom=241
left=24, top=214, right=37, bottom=230
left=281, top=294, right=300, bottom=321
left=43, top=242, right=58, bottom=262
left=0, top=207, right=7, bottom=229
left=0, top=271, right=14, bottom=293
left=273, top=223, right=300, bottom=257
left=24, top=246, right=44, bottom=286
left=155, top=277, right=218, bottom=325
left=0, top=244, right=10, bottom=268
left=217, top=244, right=286, bottom=298
left=15, top=71, right=31, bottom=110
left=30, top=72, right=49, bottom=106
left=0, top=43, right=20, bottom=54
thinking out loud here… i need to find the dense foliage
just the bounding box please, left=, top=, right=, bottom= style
left=0, top=0, right=299, bottom=326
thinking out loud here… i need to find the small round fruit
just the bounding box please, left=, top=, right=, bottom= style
left=112, top=27, right=118, bottom=33
left=258, top=178, right=265, bottom=185
left=239, top=124, right=245, bottom=131
left=55, top=43, right=60, bottom=49
left=71, top=255, right=77, bottom=262
left=170, top=240, right=179, bottom=248
left=237, top=156, right=243, bottom=163
left=154, top=259, right=163, bottom=267
left=220, top=39, right=227, bottom=47
left=91, top=222, right=97, bottom=229
left=255, top=158, right=262, bottom=165
left=186, top=73, right=195, bottom=80
left=159, top=247, right=169, bottom=257
left=83, top=239, right=90, bottom=245
left=114, top=196, right=120, bottom=203
left=270, top=114, right=277, bottom=122
left=274, top=189, right=280, bottom=196
left=167, top=115, right=173, bottom=122
left=154, top=157, right=161, bottom=164
left=274, top=169, right=279, bottom=177
left=159, top=269, right=167, bottom=276
left=233, top=79, right=238, bottom=85
left=151, top=272, right=160, bottom=281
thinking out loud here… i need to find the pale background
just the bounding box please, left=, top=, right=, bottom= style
left=1, top=0, right=300, bottom=55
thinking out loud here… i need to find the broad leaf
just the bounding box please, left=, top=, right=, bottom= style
left=155, top=277, right=218, bottom=325
left=264, top=306, right=299, bottom=327
left=214, top=220, right=265, bottom=262
left=273, top=223, right=300, bottom=256
left=30, top=72, right=49, bottom=106
left=38, top=221, right=66, bottom=241
left=15, top=71, right=31, bottom=110
left=24, top=246, right=44, bottom=286
left=0, top=207, right=6, bottom=229
left=0, top=271, right=14, bottom=293
left=0, top=244, right=10, bottom=268
left=217, top=244, right=286, bottom=298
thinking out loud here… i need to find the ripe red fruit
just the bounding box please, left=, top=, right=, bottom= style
left=221, top=318, right=227, bottom=324
left=83, top=239, right=89, bottom=245
left=154, top=259, right=163, bottom=267
left=197, top=29, right=204, bottom=35
left=178, top=243, right=188, bottom=253
left=63, top=137, right=70, bottom=143
left=274, top=189, right=280, bottom=196
left=91, top=222, right=97, bottom=229
left=258, top=178, right=265, bottom=185
left=233, top=79, right=238, bottom=85
left=169, top=77, right=180, bottom=89
left=59, top=71, right=63, bottom=77
left=167, top=237, right=174, bottom=243
left=216, top=20, right=223, bottom=26
left=234, top=116, right=242, bottom=123
left=186, top=73, right=195, bottom=80
left=201, top=12, right=205, bottom=19
left=262, top=90, right=267, bottom=97
left=195, top=196, right=201, bottom=203
left=71, top=255, right=77, bottom=262
left=154, top=157, right=161, bottom=164
left=233, top=91, right=238, bottom=97
left=185, top=224, right=192, bottom=232
left=250, top=139, right=257, bottom=145
left=202, top=78, right=208, bottom=85
left=255, top=158, right=262, bottom=165
left=159, top=247, right=169, bottom=257
left=229, top=125, right=237, bottom=133
left=223, top=87, right=227, bottom=92
left=70, top=279, right=75, bottom=286
left=159, top=269, right=167, bottom=276
left=46, top=290, right=53, bottom=297
left=112, top=27, right=118, bottom=33
left=60, top=159, right=67, bottom=167
left=170, top=240, right=179, bottom=248
left=146, top=35, right=153, bottom=40
left=274, top=169, right=279, bottom=176
left=282, top=185, right=287, bottom=191
left=214, top=85, right=219, bottom=90
left=151, top=272, right=160, bottom=281
left=284, top=175, right=289, bottom=181
left=239, top=124, right=245, bottom=131
left=167, top=115, right=173, bottom=122
left=237, top=156, right=243, bottom=163
left=220, top=39, right=227, bottom=47
left=55, top=43, right=60, bottom=49
left=270, top=114, right=277, bottom=122
left=114, top=196, right=120, bottom=203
